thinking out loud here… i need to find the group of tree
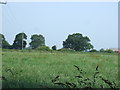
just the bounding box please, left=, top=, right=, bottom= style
left=29, top=34, right=45, bottom=49
left=63, top=33, right=93, bottom=51
left=89, top=48, right=114, bottom=53
left=0, top=32, right=95, bottom=52
left=0, top=33, right=45, bottom=50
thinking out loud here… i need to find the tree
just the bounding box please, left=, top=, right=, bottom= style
left=52, top=45, right=57, bottom=50
left=29, top=34, right=45, bottom=49
left=12, top=32, right=27, bottom=49
left=0, top=34, right=11, bottom=49
left=63, top=33, right=93, bottom=51
left=105, top=49, right=114, bottom=53
left=99, top=48, right=105, bottom=52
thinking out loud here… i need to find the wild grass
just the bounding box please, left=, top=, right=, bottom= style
left=52, top=65, right=118, bottom=88
left=1, top=50, right=118, bottom=88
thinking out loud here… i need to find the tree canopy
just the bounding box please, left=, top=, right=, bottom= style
left=12, top=33, right=27, bottom=49
left=0, top=34, right=10, bottom=49
left=29, top=34, right=45, bottom=49
left=63, top=33, right=93, bottom=51
left=1, top=33, right=95, bottom=51
left=52, top=45, right=57, bottom=50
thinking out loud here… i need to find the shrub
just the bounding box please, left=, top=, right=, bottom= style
left=52, top=45, right=57, bottom=50
left=89, top=49, right=98, bottom=52
left=105, top=49, right=114, bottom=53
left=57, top=48, right=75, bottom=52
left=99, top=48, right=105, bottom=52
left=36, top=46, right=51, bottom=51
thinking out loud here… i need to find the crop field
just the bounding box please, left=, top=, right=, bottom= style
left=2, top=50, right=119, bottom=88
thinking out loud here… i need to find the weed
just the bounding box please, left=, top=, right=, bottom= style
left=52, top=65, right=118, bottom=89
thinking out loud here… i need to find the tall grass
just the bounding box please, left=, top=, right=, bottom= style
left=52, top=65, right=118, bottom=88
left=2, top=50, right=118, bottom=88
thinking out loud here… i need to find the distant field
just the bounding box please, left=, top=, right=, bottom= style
left=2, top=50, right=118, bottom=88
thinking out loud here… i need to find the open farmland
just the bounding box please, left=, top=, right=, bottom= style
left=2, top=50, right=119, bottom=88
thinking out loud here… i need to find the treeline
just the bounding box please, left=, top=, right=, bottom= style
left=0, top=33, right=45, bottom=49
left=0, top=32, right=115, bottom=53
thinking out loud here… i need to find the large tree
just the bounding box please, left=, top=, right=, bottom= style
left=12, top=32, right=27, bottom=49
left=63, top=33, right=93, bottom=51
left=29, top=34, right=45, bottom=49
left=0, top=34, right=11, bottom=49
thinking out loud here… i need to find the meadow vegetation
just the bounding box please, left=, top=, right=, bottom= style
left=1, top=49, right=119, bottom=88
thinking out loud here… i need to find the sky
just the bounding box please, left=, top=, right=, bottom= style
left=0, top=2, right=118, bottom=50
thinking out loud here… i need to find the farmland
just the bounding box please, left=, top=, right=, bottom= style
left=2, top=50, right=119, bottom=88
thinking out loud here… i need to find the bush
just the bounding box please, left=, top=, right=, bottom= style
left=89, top=49, right=98, bottom=52
left=52, top=45, right=57, bottom=50
left=99, top=48, right=105, bottom=52
left=105, top=49, right=114, bottom=53
left=57, top=48, right=75, bottom=52
left=36, top=46, right=51, bottom=51
left=99, top=49, right=114, bottom=53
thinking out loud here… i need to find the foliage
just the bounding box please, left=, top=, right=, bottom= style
left=29, top=34, right=45, bottom=49
left=0, top=34, right=11, bottom=49
left=12, top=33, right=27, bottom=49
left=52, top=45, right=57, bottom=50
left=99, top=48, right=105, bottom=52
left=105, top=49, right=114, bottom=53
left=57, top=48, right=75, bottom=52
left=36, top=46, right=51, bottom=51
left=63, top=33, right=93, bottom=51
left=52, top=65, right=118, bottom=88
left=99, top=49, right=114, bottom=53
left=89, top=49, right=98, bottom=52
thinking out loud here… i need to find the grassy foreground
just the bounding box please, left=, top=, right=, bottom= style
left=2, top=50, right=119, bottom=88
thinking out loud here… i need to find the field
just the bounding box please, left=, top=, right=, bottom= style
left=2, top=50, right=119, bottom=88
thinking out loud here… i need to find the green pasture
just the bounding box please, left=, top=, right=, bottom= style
left=1, top=50, right=119, bottom=88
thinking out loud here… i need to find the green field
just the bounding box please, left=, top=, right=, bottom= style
left=2, top=50, right=119, bottom=88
